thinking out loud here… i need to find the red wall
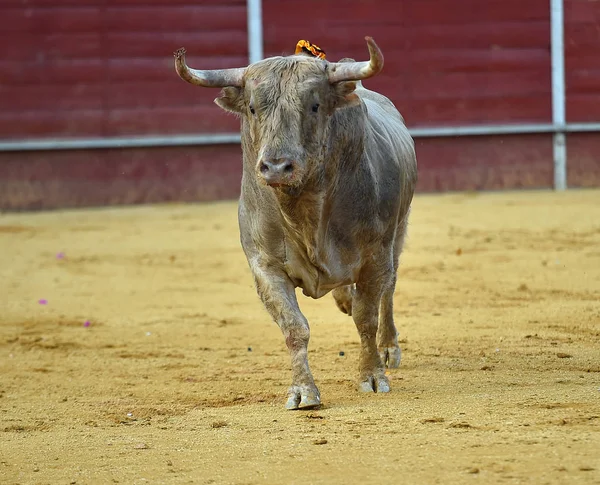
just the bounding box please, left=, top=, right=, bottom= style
left=0, top=145, right=243, bottom=210
left=0, top=0, right=598, bottom=210
left=263, top=0, right=553, bottom=126
left=0, top=0, right=246, bottom=138
left=565, top=0, right=600, bottom=186
left=565, top=0, right=600, bottom=123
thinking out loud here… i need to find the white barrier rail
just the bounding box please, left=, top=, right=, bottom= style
left=1, top=123, right=599, bottom=152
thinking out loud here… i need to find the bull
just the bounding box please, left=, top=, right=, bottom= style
left=175, top=36, right=417, bottom=409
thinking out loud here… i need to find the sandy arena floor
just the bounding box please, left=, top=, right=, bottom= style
left=1, top=189, right=599, bottom=484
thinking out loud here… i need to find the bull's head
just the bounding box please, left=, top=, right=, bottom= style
left=175, top=37, right=383, bottom=190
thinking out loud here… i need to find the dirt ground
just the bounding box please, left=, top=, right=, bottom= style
left=1, top=189, right=599, bottom=485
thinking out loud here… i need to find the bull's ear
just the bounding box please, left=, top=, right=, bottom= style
left=214, top=86, right=244, bottom=114
left=333, top=81, right=360, bottom=109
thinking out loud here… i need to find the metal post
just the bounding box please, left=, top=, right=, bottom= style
left=247, top=0, right=263, bottom=64
left=551, top=0, right=567, bottom=190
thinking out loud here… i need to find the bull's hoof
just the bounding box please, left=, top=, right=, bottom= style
left=285, top=385, right=321, bottom=410
left=378, top=345, right=401, bottom=368
left=358, top=373, right=390, bottom=393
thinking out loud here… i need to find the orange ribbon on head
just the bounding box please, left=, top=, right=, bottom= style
left=295, top=40, right=326, bottom=59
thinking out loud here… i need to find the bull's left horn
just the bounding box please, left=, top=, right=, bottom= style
left=174, top=47, right=245, bottom=87
left=327, top=36, right=384, bottom=84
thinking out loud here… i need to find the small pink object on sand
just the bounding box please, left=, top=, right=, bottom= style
left=84, top=321, right=91, bottom=327
left=56, top=252, right=65, bottom=259
left=38, top=299, right=48, bottom=305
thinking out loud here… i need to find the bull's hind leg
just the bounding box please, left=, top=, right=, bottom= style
left=353, top=261, right=391, bottom=393
left=251, top=261, right=320, bottom=410
left=332, top=285, right=355, bottom=316
left=377, top=216, right=409, bottom=368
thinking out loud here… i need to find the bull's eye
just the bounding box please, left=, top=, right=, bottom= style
left=249, top=105, right=256, bottom=115
left=312, top=103, right=320, bottom=113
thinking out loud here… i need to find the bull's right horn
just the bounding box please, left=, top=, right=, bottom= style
left=327, top=36, right=384, bottom=84
left=174, top=47, right=245, bottom=88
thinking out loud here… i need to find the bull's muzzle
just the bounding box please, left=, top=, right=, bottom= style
left=258, top=158, right=297, bottom=187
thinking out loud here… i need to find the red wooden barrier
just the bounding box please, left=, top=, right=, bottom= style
left=0, top=0, right=598, bottom=210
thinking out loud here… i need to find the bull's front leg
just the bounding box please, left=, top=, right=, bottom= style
left=251, top=260, right=320, bottom=410
left=353, top=262, right=391, bottom=393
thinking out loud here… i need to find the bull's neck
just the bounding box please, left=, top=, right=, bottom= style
left=241, top=115, right=363, bottom=252
left=275, top=179, right=328, bottom=247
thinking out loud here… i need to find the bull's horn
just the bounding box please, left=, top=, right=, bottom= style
left=174, top=47, right=244, bottom=87
left=327, top=36, right=384, bottom=84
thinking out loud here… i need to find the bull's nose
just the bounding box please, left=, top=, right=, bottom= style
left=258, top=158, right=296, bottom=186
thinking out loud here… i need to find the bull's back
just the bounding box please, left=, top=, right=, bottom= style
left=358, top=87, right=417, bottom=221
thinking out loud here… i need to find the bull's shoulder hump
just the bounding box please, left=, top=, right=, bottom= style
left=358, top=89, right=405, bottom=124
